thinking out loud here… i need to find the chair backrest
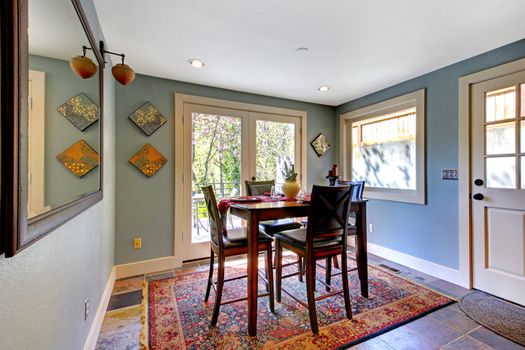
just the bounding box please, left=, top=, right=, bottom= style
left=245, top=180, right=275, bottom=196
left=338, top=180, right=365, bottom=201
left=201, top=185, right=224, bottom=248
left=307, top=185, right=353, bottom=244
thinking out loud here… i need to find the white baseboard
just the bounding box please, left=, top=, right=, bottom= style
left=83, top=266, right=116, bottom=350
left=115, top=256, right=177, bottom=279
left=364, top=242, right=468, bottom=288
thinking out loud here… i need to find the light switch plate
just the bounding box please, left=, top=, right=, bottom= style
left=442, top=169, right=458, bottom=180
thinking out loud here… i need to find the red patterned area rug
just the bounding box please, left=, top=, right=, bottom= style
left=141, top=259, right=453, bottom=349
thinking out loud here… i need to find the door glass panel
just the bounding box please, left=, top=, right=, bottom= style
left=521, top=156, right=525, bottom=190
left=520, top=120, right=525, bottom=153
left=486, top=157, right=516, bottom=188
left=485, top=87, right=515, bottom=122
left=486, top=122, right=515, bottom=155
left=256, top=120, right=295, bottom=183
left=191, top=113, right=242, bottom=243
left=520, top=84, right=525, bottom=117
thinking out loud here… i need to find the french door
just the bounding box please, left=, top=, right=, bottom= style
left=180, top=103, right=302, bottom=261
left=471, top=70, right=525, bottom=305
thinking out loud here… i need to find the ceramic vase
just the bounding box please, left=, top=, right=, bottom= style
left=282, top=180, right=300, bottom=199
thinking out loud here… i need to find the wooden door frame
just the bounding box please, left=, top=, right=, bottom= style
left=458, top=57, right=525, bottom=289
left=27, top=70, right=46, bottom=217
left=174, top=93, right=307, bottom=267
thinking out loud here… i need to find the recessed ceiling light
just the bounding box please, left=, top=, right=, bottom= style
left=294, top=47, right=309, bottom=54
left=187, top=58, right=205, bottom=68
left=318, top=86, right=330, bottom=92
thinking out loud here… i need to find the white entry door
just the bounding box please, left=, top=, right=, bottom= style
left=471, top=70, right=525, bottom=305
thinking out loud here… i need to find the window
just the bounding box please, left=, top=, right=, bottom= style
left=340, top=89, right=426, bottom=204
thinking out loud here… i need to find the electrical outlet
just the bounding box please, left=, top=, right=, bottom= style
left=84, top=299, right=90, bottom=321
left=133, top=237, right=142, bottom=249
left=368, top=224, right=374, bottom=233
left=442, top=169, right=458, bottom=180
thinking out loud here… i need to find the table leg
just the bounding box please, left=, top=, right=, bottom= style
left=356, top=203, right=369, bottom=298
left=247, top=213, right=259, bottom=336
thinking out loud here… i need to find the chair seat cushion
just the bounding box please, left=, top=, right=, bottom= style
left=258, top=219, right=302, bottom=236
left=224, top=227, right=273, bottom=247
left=274, top=228, right=341, bottom=250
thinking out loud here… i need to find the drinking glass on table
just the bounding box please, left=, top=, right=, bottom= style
left=270, top=186, right=279, bottom=200
left=296, top=188, right=305, bottom=203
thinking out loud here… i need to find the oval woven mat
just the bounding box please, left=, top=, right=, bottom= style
left=459, top=291, right=525, bottom=346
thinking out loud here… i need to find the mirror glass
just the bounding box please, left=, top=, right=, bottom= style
left=28, top=0, right=100, bottom=218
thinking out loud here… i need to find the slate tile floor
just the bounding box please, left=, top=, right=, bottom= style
left=95, top=251, right=525, bottom=350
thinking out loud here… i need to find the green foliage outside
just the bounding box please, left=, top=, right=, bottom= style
left=191, top=114, right=295, bottom=219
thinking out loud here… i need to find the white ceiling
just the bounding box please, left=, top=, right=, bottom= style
left=29, top=0, right=97, bottom=64
left=94, top=0, right=525, bottom=106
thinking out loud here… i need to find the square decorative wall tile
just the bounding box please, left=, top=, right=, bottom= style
left=129, top=144, right=167, bottom=177
left=56, top=139, right=99, bottom=177
left=311, top=133, right=330, bottom=157
left=57, top=93, right=99, bottom=131
left=129, top=102, right=167, bottom=136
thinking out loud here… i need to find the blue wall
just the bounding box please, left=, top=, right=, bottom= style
left=335, top=38, right=525, bottom=269
left=115, top=75, right=335, bottom=264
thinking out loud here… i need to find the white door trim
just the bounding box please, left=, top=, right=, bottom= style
left=28, top=70, right=46, bottom=217
left=458, top=57, right=525, bottom=289
left=174, top=93, right=307, bottom=267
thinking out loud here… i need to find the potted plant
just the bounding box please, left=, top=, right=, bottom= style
left=281, top=160, right=301, bottom=199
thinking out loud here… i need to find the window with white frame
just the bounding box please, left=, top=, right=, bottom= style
left=340, top=89, right=426, bottom=204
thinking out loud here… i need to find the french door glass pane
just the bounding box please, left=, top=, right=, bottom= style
left=486, top=157, right=516, bottom=189
left=522, top=157, right=525, bottom=189
left=191, top=113, right=242, bottom=243
left=486, top=122, right=515, bottom=155
left=520, top=120, right=525, bottom=153
left=256, top=120, right=295, bottom=183
left=485, top=87, right=515, bottom=122
left=521, top=84, right=525, bottom=117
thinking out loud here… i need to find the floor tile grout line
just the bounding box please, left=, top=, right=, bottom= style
left=439, top=333, right=469, bottom=349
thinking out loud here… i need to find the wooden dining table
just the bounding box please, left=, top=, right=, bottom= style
left=229, top=199, right=368, bottom=336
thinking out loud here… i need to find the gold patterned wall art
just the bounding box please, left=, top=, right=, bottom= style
left=56, top=139, right=100, bottom=177
left=311, top=133, right=331, bottom=157
left=129, top=102, right=167, bottom=136
left=129, top=144, right=167, bottom=177
left=57, top=93, right=99, bottom=131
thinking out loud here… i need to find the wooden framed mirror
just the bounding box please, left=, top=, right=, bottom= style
left=1, top=0, right=104, bottom=257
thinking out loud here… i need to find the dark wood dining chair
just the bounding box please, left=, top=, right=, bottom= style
left=326, top=180, right=366, bottom=276
left=274, top=185, right=354, bottom=334
left=245, top=179, right=302, bottom=236
left=201, top=185, right=275, bottom=327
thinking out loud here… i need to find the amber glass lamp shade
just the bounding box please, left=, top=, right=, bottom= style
left=70, top=55, right=97, bottom=79
left=112, top=63, right=135, bottom=85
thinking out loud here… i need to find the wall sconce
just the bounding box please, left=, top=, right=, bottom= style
left=70, top=43, right=135, bottom=86
left=69, top=46, right=97, bottom=79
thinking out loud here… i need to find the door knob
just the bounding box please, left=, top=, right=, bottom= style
left=251, top=176, right=256, bottom=181
left=474, top=179, right=484, bottom=186
left=473, top=193, right=484, bottom=200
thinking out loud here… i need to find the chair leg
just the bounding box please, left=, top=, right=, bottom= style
left=210, top=256, right=225, bottom=327
left=306, top=255, right=319, bottom=334
left=204, top=249, right=214, bottom=302
left=298, top=255, right=304, bottom=282
left=332, top=256, right=340, bottom=269
left=340, top=249, right=353, bottom=320
left=266, top=245, right=275, bottom=312
left=264, top=251, right=270, bottom=293
left=325, top=257, right=332, bottom=292
left=276, top=241, right=283, bottom=303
